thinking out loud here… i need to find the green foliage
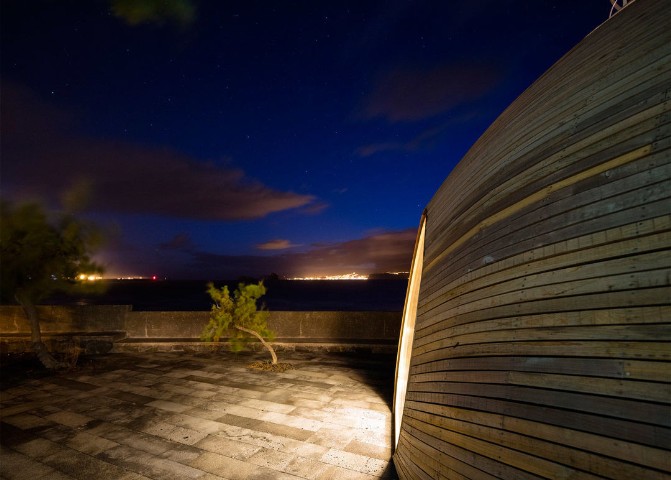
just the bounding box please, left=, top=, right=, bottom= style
left=0, top=200, right=104, bottom=304
left=202, top=282, right=274, bottom=352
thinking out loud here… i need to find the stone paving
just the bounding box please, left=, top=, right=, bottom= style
left=0, top=351, right=398, bottom=479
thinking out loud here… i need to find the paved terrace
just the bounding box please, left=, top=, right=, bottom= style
left=0, top=351, right=398, bottom=479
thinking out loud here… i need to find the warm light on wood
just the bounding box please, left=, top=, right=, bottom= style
left=393, top=213, right=426, bottom=449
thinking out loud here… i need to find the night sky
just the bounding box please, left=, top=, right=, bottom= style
left=2, top=1, right=609, bottom=280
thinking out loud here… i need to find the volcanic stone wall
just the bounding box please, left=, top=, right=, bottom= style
left=0, top=306, right=400, bottom=354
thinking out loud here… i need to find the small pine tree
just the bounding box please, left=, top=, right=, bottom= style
left=202, top=281, right=278, bottom=364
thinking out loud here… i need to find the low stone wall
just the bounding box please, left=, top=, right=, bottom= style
left=124, top=310, right=400, bottom=341
left=0, top=305, right=401, bottom=354
left=0, top=305, right=130, bottom=335
left=124, top=311, right=209, bottom=339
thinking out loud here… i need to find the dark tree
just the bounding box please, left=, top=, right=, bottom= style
left=0, top=201, right=104, bottom=369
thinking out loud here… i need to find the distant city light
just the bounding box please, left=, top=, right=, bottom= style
left=103, top=275, right=168, bottom=280
left=288, top=272, right=368, bottom=280
left=78, top=273, right=102, bottom=281
left=287, top=271, right=409, bottom=280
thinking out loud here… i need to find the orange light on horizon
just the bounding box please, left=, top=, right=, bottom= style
left=78, top=273, right=102, bottom=281
left=287, top=272, right=369, bottom=281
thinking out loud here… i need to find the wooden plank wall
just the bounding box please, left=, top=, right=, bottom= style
left=394, top=1, right=671, bottom=478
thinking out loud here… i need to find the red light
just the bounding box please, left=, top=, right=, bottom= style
left=152, top=275, right=157, bottom=281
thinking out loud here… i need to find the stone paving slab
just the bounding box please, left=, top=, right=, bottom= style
left=1, top=351, right=397, bottom=479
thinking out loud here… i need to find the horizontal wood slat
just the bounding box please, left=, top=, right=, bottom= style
left=422, top=164, right=671, bottom=303
left=394, top=1, right=671, bottom=478
left=403, top=418, right=603, bottom=480
left=420, top=215, right=671, bottom=324
left=404, top=391, right=670, bottom=448
left=405, top=400, right=671, bottom=472
left=409, top=370, right=670, bottom=403
left=409, top=355, right=669, bottom=382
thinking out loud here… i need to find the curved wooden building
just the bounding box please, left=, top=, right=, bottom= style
left=393, top=1, right=671, bottom=478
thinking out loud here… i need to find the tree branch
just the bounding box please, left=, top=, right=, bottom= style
left=234, top=324, right=277, bottom=365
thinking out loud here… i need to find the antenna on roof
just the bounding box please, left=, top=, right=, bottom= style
left=609, top=0, right=636, bottom=18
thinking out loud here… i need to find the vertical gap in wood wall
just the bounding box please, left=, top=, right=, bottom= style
left=393, top=213, right=426, bottom=449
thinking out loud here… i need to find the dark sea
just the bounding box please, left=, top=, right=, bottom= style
left=41, top=279, right=408, bottom=311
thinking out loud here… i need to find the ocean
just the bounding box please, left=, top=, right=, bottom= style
left=41, top=279, right=408, bottom=311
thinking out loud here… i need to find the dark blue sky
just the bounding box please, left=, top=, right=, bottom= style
left=2, top=0, right=609, bottom=279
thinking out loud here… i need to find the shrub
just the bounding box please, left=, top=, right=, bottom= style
left=202, top=281, right=277, bottom=364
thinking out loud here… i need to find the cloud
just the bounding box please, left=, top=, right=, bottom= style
left=111, top=0, right=196, bottom=27
left=361, top=63, right=500, bottom=122
left=356, top=112, right=480, bottom=157
left=159, top=233, right=195, bottom=250
left=256, top=239, right=301, bottom=251
left=144, top=227, right=419, bottom=279
left=297, top=201, right=330, bottom=215
left=1, top=81, right=316, bottom=220
left=302, top=228, right=416, bottom=275
left=102, top=227, right=417, bottom=279
left=356, top=142, right=405, bottom=158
